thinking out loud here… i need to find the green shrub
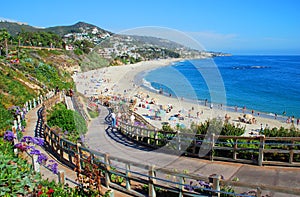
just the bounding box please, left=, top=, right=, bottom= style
left=48, top=104, right=87, bottom=133
left=47, top=103, right=87, bottom=142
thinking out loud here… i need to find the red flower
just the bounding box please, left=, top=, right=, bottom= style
left=37, top=191, right=43, bottom=197
left=47, top=188, right=54, bottom=196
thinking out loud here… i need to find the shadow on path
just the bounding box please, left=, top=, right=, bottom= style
left=103, top=107, right=154, bottom=152
left=105, top=126, right=154, bottom=152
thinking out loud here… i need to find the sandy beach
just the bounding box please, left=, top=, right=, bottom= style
left=74, top=58, right=299, bottom=135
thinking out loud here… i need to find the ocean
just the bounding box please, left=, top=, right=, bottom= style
left=143, top=56, right=300, bottom=119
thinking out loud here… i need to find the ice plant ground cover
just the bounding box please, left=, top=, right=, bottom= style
left=0, top=136, right=102, bottom=196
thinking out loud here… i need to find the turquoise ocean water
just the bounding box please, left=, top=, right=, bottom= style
left=143, top=56, right=300, bottom=119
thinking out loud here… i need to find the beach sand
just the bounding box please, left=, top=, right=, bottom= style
left=74, top=58, right=299, bottom=135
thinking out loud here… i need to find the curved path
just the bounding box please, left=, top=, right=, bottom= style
left=25, top=105, right=131, bottom=197
left=85, top=105, right=300, bottom=197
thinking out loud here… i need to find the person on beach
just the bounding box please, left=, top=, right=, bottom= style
left=234, top=106, right=238, bottom=112
left=210, top=103, right=213, bottom=109
left=297, top=118, right=299, bottom=126
left=291, top=116, right=295, bottom=124
left=116, top=111, right=122, bottom=126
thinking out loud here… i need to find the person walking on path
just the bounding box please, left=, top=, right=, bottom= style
left=130, top=113, right=135, bottom=125
left=111, top=111, right=116, bottom=128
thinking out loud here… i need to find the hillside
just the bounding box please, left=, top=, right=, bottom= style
left=45, top=21, right=113, bottom=37
left=0, top=47, right=77, bottom=132
left=0, top=21, right=40, bottom=36
left=0, top=21, right=112, bottom=36
left=0, top=21, right=217, bottom=60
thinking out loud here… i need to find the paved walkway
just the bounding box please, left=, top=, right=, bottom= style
left=85, top=105, right=300, bottom=197
left=24, top=106, right=78, bottom=187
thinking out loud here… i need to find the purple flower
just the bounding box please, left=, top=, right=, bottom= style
left=198, top=180, right=206, bottom=186
left=64, top=130, right=68, bottom=135
left=184, top=181, right=194, bottom=191
left=21, top=136, right=33, bottom=144
left=37, top=153, right=48, bottom=164
left=4, top=130, right=15, bottom=142
left=26, top=145, right=35, bottom=150
left=47, top=162, right=58, bottom=174
left=33, top=137, right=44, bottom=146
left=21, top=136, right=44, bottom=146
left=30, top=148, right=41, bottom=155
left=15, top=109, right=20, bottom=116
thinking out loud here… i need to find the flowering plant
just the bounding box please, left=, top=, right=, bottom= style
left=4, top=134, right=58, bottom=174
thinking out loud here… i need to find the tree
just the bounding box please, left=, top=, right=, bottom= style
left=0, top=29, right=11, bottom=57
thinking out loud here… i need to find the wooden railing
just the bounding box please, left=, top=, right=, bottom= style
left=36, top=94, right=300, bottom=196
left=117, top=121, right=300, bottom=167
left=42, top=121, right=300, bottom=196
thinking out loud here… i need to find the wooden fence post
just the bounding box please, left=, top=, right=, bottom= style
left=32, top=154, right=40, bottom=173
left=289, top=140, right=294, bottom=164
left=258, top=135, right=265, bottom=166
left=59, top=139, right=64, bottom=161
left=104, top=153, right=111, bottom=188
left=179, top=176, right=184, bottom=197
left=148, top=165, right=156, bottom=197
left=135, top=127, right=139, bottom=141
left=13, top=131, right=18, bottom=155
left=58, top=170, right=65, bottom=184
left=125, top=163, right=131, bottom=191
left=147, top=130, right=150, bottom=145
left=26, top=101, right=29, bottom=111
left=211, top=174, right=221, bottom=197
left=154, top=129, right=158, bottom=146
left=76, top=143, right=82, bottom=171
left=233, top=138, right=238, bottom=160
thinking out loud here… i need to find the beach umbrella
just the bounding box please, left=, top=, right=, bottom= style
left=169, top=116, right=178, bottom=121
left=156, top=110, right=166, bottom=117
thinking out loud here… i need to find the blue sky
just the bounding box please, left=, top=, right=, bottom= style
left=1, top=0, right=299, bottom=55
